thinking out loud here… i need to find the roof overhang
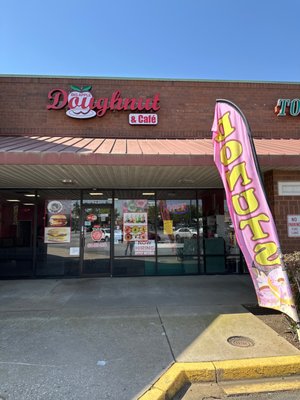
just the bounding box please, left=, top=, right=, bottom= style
left=0, top=137, right=299, bottom=189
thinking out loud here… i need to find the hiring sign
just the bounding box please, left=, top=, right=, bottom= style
left=287, top=215, right=300, bottom=237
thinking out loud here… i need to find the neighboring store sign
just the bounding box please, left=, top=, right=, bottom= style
left=287, top=215, right=300, bottom=237
left=47, top=86, right=160, bottom=121
left=275, top=98, right=300, bottom=116
left=129, top=113, right=158, bottom=125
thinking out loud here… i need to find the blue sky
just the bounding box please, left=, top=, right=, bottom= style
left=1, top=0, right=299, bottom=82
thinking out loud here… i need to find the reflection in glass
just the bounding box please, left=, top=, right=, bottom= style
left=156, top=197, right=198, bottom=256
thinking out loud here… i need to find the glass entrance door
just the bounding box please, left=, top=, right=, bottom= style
left=81, top=205, right=111, bottom=276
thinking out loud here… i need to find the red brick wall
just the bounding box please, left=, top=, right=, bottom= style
left=264, top=170, right=300, bottom=253
left=1, top=76, right=300, bottom=138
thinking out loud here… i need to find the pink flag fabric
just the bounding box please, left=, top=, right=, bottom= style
left=212, top=99, right=299, bottom=323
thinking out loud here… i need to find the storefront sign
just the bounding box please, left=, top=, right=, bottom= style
left=47, top=86, right=160, bottom=120
left=129, top=113, right=158, bottom=125
left=287, top=215, right=300, bottom=237
left=275, top=98, right=300, bottom=116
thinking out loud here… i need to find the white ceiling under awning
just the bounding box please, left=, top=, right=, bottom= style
left=0, top=164, right=223, bottom=189
left=0, top=164, right=298, bottom=190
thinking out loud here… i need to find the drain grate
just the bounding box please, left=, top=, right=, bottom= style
left=227, top=335, right=255, bottom=348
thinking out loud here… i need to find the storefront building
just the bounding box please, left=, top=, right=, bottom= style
left=0, top=76, right=299, bottom=278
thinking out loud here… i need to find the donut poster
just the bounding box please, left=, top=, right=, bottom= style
left=123, top=212, right=148, bottom=242
left=44, top=200, right=71, bottom=243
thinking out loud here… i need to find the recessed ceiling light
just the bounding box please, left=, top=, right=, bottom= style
left=142, top=192, right=155, bottom=195
left=61, top=179, right=74, bottom=184
left=23, top=203, right=35, bottom=206
left=7, top=199, right=20, bottom=202
left=24, top=194, right=36, bottom=197
left=89, top=192, right=103, bottom=196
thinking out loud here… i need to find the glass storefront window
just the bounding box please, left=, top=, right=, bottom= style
left=156, top=190, right=199, bottom=275
left=199, top=189, right=226, bottom=273
left=82, top=190, right=112, bottom=275
left=0, top=190, right=35, bottom=277
left=198, top=189, right=240, bottom=274
left=114, top=191, right=156, bottom=255
left=36, top=190, right=81, bottom=277
left=156, top=190, right=198, bottom=251
left=113, top=190, right=156, bottom=276
left=0, top=188, right=243, bottom=278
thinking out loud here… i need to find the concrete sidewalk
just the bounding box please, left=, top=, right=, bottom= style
left=0, top=275, right=299, bottom=400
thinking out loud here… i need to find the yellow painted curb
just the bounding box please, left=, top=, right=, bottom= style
left=179, top=362, right=216, bottom=383
left=152, top=363, right=188, bottom=399
left=137, top=356, right=300, bottom=400
left=153, top=362, right=216, bottom=399
left=214, top=355, right=300, bottom=381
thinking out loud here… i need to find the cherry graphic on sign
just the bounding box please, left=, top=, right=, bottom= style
left=67, top=85, right=96, bottom=119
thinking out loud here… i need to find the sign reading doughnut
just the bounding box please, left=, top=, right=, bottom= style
left=47, top=86, right=160, bottom=122
left=212, top=99, right=299, bottom=323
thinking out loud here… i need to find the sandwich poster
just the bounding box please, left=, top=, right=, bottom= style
left=212, top=99, right=299, bottom=324
left=44, top=200, right=72, bottom=243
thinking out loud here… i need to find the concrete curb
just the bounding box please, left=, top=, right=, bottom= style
left=137, top=355, right=300, bottom=400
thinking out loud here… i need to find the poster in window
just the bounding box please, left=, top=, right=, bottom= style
left=123, top=212, right=148, bottom=241
left=45, top=200, right=72, bottom=243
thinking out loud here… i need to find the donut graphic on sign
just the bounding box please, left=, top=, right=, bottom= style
left=66, top=85, right=96, bottom=119
left=91, top=229, right=103, bottom=241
